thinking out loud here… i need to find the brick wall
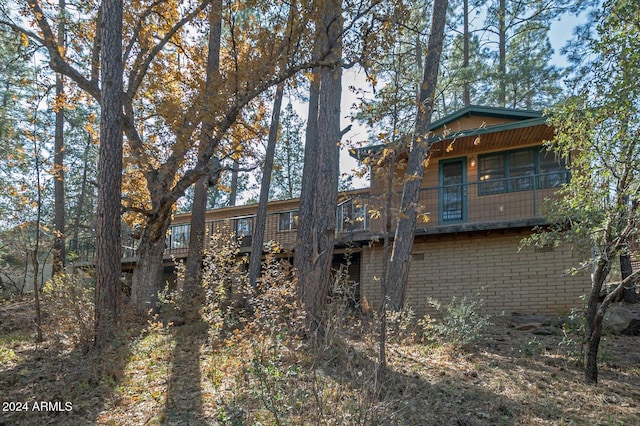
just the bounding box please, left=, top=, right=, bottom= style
left=360, top=232, right=589, bottom=316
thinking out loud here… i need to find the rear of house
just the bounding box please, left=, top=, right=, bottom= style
left=123, top=105, right=590, bottom=316
left=354, top=105, right=589, bottom=316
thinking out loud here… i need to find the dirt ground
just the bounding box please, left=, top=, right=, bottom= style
left=1, top=300, right=639, bottom=425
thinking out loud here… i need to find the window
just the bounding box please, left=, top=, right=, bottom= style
left=337, top=200, right=367, bottom=232
left=441, top=160, right=465, bottom=222
left=235, top=217, right=253, bottom=237
left=278, top=211, right=299, bottom=231
left=509, top=149, right=536, bottom=191
left=478, top=147, right=568, bottom=195
left=539, top=151, right=569, bottom=189
left=478, top=154, right=506, bottom=195
left=169, top=224, right=190, bottom=250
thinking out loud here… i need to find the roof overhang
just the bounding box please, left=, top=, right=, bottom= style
left=350, top=106, right=551, bottom=161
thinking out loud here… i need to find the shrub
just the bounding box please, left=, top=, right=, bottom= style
left=251, top=254, right=305, bottom=341
left=41, top=270, right=95, bottom=350
left=422, top=296, right=492, bottom=348
left=558, top=305, right=586, bottom=366
left=380, top=306, right=418, bottom=344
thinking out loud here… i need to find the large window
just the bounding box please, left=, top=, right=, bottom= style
left=337, top=200, right=368, bottom=232
left=168, top=224, right=190, bottom=250
left=539, top=151, right=569, bottom=189
left=479, top=147, right=568, bottom=195
left=235, top=217, right=253, bottom=237
left=278, top=211, right=299, bottom=231
left=478, top=154, right=506, bottom=195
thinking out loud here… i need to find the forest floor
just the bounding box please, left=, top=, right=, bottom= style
left=1, top=299, right=639, bottom=426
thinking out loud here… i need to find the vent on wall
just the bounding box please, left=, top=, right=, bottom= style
left=411, top=253, right=425, bottom=261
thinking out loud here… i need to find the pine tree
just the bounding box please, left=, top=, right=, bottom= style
left=295, top=0, right=343, bottom=333
left=480, top=0, right=583, bottom=108
left=271, top=102, right=305, bottom=200
left=94, top=0, right=123, bottom=347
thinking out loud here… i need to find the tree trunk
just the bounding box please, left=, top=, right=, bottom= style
left=295, top=66, right=320, bottom=309
left=32, top=250, right=43, bottom=343
left=181, top=0, right=222, bottom=299
left=620, top=253, right=637, bottom=303
left=386, top=0, right=448, bottom=311
left=584, top=258, right=609, bottom=385
left=183, top=159, right=221, bottom=296
left=497, top=0, right=507, bottom=107
left=52, top=0, right=66, bottom=275
left=295, top=0, right=342, bottom=334
left=379, top=56, right=404, bottom=370
left=132, top=215, right=170, bottom=315
left=71, top=134, right=92, bottom=253
left=32, top=132, right=44, bottom=343
left=95, top=0, right=123, bottom=347
left=249, top=81, right=284, bottom=288
left=462, top=0, right=470, bottom=106
left=183, top=175, right=209, bottom=295
left=229, top=159, right=239, bottom=206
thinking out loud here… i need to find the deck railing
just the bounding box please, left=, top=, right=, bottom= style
left=67, top=171, right=567, bottom=262
left=414, top=171, right=569, bottom=228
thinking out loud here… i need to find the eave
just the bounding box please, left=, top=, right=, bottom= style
left=351, top=115, right=552, bottom=162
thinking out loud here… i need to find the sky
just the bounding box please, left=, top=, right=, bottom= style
left=336, top=6, right=591, bottom=190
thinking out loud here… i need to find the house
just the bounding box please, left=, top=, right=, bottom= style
left=353, top=105, right=587, bottom=316
left=136, top=105, right=590, bottom=316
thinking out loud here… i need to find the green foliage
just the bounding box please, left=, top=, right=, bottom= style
left=354, top=0, right=427, bottom=143
left=437, top=32, right=489, bottom=114
left=517, top=336, right=543, bottom=357
left=558, top=305, right=586, bottom=366
left=270, top=102, right=305, bottom=200
left=502, top=26, right=563, bottom=109
left=524, top=0, right=640, bottom=281
left=247, top=336, right=303, bottom=424
left=0, top=333, right=29, bottom=364
left=422, top=296, right=492, bottom=348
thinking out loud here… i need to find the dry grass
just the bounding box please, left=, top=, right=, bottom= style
left=1, top=299, right=639, bottom=426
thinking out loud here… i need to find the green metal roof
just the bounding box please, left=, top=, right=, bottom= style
left=350, top=105, right=548, bottom=161
left=429, top=104, right=542, bottom=130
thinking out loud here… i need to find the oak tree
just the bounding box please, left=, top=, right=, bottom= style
left=528, top=0, right=640, bottom=385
